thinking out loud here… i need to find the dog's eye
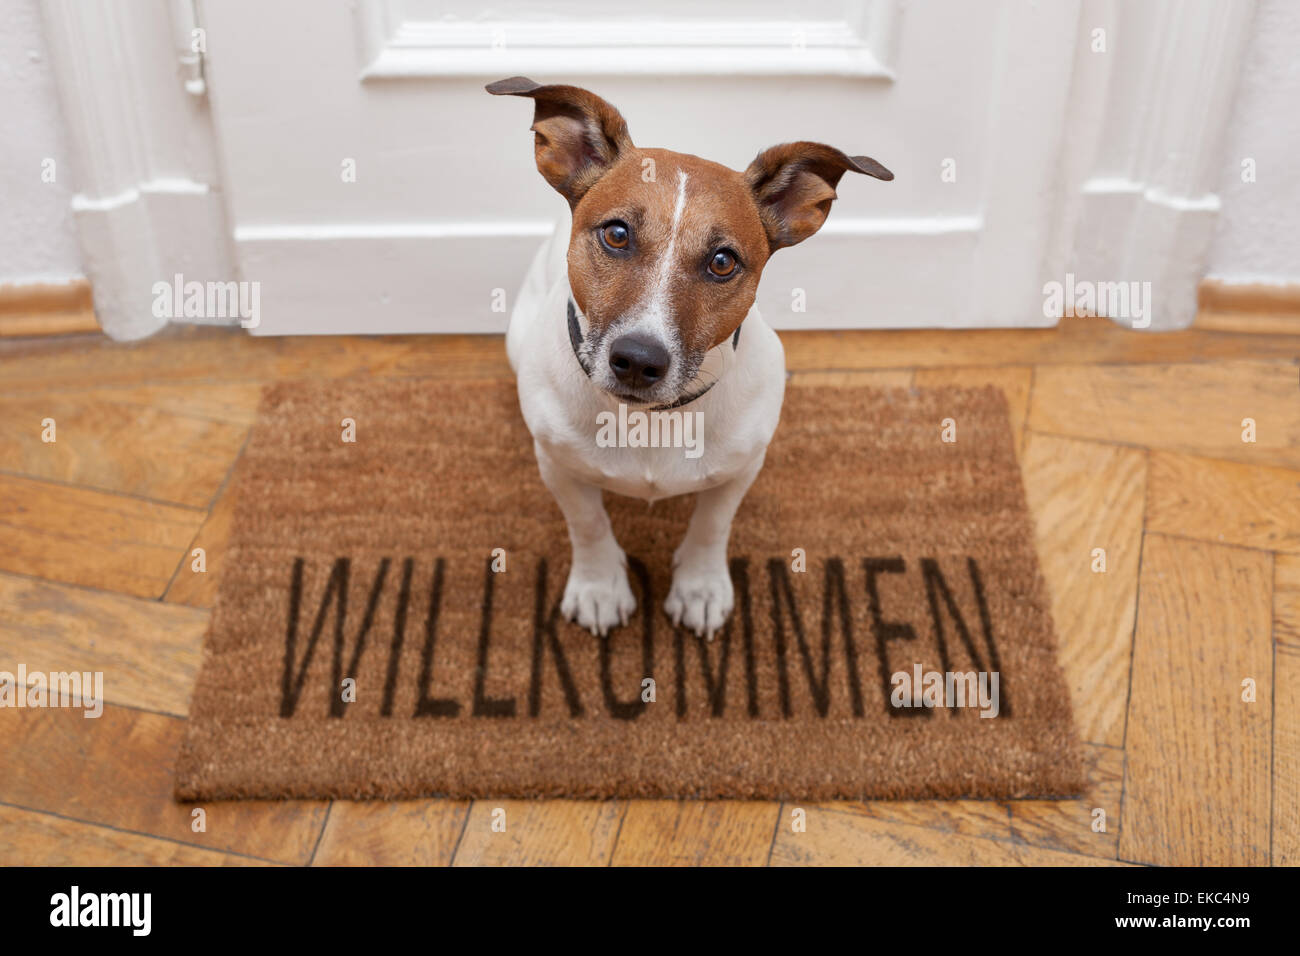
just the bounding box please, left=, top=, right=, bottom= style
left=708, top=249, right=738, bottom=278
left=601, top=222, right=631, bottom=250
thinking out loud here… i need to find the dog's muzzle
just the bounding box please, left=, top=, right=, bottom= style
left=567, top=297, right=740, bottom=411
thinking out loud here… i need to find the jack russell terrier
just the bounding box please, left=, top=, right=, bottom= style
left=489, top=76, right=892, bottom=640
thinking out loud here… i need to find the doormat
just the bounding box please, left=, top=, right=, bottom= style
left=175, top=378, right=1083, bottom=801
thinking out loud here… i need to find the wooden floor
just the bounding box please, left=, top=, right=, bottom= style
left=0, top=311, right=1296, bottom=866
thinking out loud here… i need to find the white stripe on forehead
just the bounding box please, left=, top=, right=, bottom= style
left=651, top=169, right=690, bottom=302
left=607, top=169, right=692, bottom=392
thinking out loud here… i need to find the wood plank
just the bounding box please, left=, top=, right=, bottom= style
left=1021, top=433, right=1145, bottom=746
left=1276, top=642, right=1300, bottom=866
left=1275, top=557, right=1300, bottom=866
left=1198, top=279, right=1300, bottom=320
left=778, top=316, right=1300, bottom=371
left=1146, top=451, right=1300, bottom=554
left=1008, top=744, right=1124, bottom=859
left=787, top=369, right=912, bottom=387
left=163, top=481, right=239, bottom=609
left=0, top=311, right=100, bottom=337
left=68, top=382, right=266, bottom=426
left=0, top=393, right=247, bottom=507
left=770, top=807, right=1128, bottom=866
left=0, top=280, right=97, bottom=338
left=915, top=366, right=1032, bottom=457
left=313, top=800, right=471, bottom=866
left=1277, top=554, right=1300, bottom=647
left=0, top=278, right=93, bottom=313
left=1119, top=534, right=1272, bottom=865
left=610, top=801, right=778, bottom=866
left=1029, top=360, right=1300, bottom=470
left=0, top=805, right=272, bottom=866
left=451, top=800, right=624, bottom=866
left=0, top=705, right=327, bottom=865
left=0, top=571, right=206, bottom=715
left=0, top=474, right=203, bottom=598
left=0, top=325, right=511, bottom=393
left=1195, top=310, right=1300, bottom=335
left=807, top=798, right=1011, bottom=842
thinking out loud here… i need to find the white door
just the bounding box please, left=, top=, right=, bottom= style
left=197, top=0, right=1082, bottom=335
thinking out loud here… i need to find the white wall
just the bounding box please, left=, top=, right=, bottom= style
left=0, top=0, right=83, bottom=285
left=1207, top=0, right=1300, bottom=285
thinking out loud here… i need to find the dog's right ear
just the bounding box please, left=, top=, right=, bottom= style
left=745, top=142, right=892, bottom=252
left=487, top=76, right=633, bottom=208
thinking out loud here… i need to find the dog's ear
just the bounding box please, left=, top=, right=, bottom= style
left=487, top=76, right=633, bottom=207
left=744, top=142, right=892, bottom=251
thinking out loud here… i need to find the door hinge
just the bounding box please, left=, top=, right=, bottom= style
left=169, top=0, right=207, bottom=97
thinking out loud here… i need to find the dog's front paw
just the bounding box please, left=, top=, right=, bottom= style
left=665, top=551, right=734, bottom=641
left=561, top=562, right=637, bottom=638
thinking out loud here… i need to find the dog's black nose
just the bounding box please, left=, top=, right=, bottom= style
left=608, top=334, right=669, bottom=389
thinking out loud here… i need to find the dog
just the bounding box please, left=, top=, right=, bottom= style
left=489, top=76, right=892, bottom=640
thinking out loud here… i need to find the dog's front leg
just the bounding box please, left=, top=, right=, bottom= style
left=535, top=444, right=636, bottom=637
left=666, top=453, right=765, bottom=641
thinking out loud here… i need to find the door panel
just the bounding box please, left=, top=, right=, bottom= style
left=197, top=0, right=1079, bottom=334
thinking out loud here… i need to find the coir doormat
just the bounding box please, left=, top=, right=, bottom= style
left=175, top=378, right=1083, bottom=801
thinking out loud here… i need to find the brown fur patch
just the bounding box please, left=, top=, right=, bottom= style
left=569, top=148, right=771, bottom=352
left=745, top=141, right=892, bottom=250
left=487, top=78, right=633, bottom=206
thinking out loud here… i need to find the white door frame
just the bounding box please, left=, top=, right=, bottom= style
left=39, top=0, right=233, bottom=341
left=1047, top=0, right=1258, bottom=330
left=42, top=0, right=1256, bottom=339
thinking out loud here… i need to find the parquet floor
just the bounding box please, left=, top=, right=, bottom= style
left=0, top=310, right=1295, bottom=865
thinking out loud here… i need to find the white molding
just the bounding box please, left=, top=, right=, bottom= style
left=39, top=0, right=233, bottom=341
left=817, top=215, right=982, bottom=237
left=70, top=178, right=210, bottom=213
left=1079, top=177, right=1222, bottom=213
left=235, top=215, right=987, bottom=336
left=358, top=1, right=899, bottom=79
left=234, top=215, right=981, bottom=244
left=971, top=0, right=1083, bottom=326
left=234, top=220, right=556, bottom=242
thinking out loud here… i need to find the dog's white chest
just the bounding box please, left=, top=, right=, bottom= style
left=535, top=411, right=763, bottom=502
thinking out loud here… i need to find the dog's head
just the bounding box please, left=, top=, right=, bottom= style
left=489, top=76, right=892, bottom=405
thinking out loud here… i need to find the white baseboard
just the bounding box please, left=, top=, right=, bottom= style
left=232, top=217, right=1029, bottom=335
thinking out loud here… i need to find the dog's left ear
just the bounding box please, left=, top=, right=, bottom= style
left=745, top=142, right=892, bottom=251
left=487, top=76, right=633, bottom=208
